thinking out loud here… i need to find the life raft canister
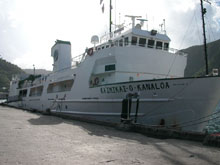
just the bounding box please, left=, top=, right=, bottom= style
left=88, top=48, right=93, bottom=56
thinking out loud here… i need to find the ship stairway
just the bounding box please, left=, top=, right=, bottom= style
left=50, top=99, right=63, bottom=113
left=121, top=93, right=140, bottom=124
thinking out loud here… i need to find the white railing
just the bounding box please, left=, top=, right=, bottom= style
left=72, top=53, right=86, bottom=67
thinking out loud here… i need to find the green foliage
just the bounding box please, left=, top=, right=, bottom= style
left=18, top=74, right=41, bottom=88
left=184, top=39, right=220, bottom=77
left=0, top=58, right=24, bottom=92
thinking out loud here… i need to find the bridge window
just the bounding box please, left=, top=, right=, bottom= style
left=164, top=43, right=169, bottom=51
left=156, top=41, right=163, bottom=49
left=131, top=36, right=137, bottom=45
left=139, top=38, right=146, bottom=47
left=148, top=39, right=155, bottom=48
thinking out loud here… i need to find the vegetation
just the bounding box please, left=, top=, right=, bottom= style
left=0, top=58, right=24, bottom=92
left=184, top=39, right=220, bottom=77
left=18, top=74, right=41, bottom=88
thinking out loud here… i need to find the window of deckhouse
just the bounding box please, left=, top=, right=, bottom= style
left=148, top=39, right=155, bottom=48
left=119, top=39, right=123, bottom=47
left=19, top=89, right=27, bottom=97
left=29, top=86, right=43, bottom=97
left=47, top=79, right=74, bottom=93
left=124, top=37, right=129, bottom=46
left=105, top=64, right=116, bottom=72
left=139, top=38, right=146, bottom=47
left=131, top=36, right=137, bottom=45
left=115, top=40, right=119, bottom=46
left=156, top=41, right=163, bottom=49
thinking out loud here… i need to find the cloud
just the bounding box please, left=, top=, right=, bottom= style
left=0, top=0, right=219, bottom=70
left=0, top=0, right=29, bottom=61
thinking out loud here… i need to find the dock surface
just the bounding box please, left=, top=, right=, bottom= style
left=0, top=106, right=220, bottom=165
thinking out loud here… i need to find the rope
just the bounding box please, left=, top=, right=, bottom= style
left=194, top=5, right=202, bottom=45
left=164, top=14, right=195, bottom=78
left=206, top=17, right=217, bottom=42
left=165, top=53, right=178, bottom=78
left=178, top=10, right=196, bottom=50
left=165, top=109, right=220, bottom=127
left=181, top=115, right=220, bottom=128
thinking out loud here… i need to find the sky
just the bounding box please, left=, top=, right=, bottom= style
left=0, top=0, right=220, bottom=71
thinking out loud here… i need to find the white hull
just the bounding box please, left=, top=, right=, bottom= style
left=8, top=76, right=220, bottom=132
left=7, top=25, right=219, bottom=133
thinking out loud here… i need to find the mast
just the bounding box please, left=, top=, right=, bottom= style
left=200, top=0, right=209, bottom=75
left=109, top=0, right=112, bottom=34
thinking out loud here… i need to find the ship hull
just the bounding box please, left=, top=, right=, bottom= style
left=9, top=76, right=220, bottom=133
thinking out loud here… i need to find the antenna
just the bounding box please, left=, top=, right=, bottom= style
left=146, top=14, right=148, bottom=30
left=33, top=64, right=35, bottom=75
left=114, top=0, right=117, bottom=31
left=110, top=0, right=112, bottom=34
left=159, top=19, right=166, bottom=34
left=204, top=0, right=211, bottom=4
left=159, top=23, right=163, bottom=32
left=163, top=19, right=166, bottom=34
left=200, top=0, right=211, bottom=75
left=125, top=15, right=142, bottom=28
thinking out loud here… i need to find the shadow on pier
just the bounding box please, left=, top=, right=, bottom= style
left=26, top=110, right=219, bottom=165
left=28, top=114, right=63, bottom=125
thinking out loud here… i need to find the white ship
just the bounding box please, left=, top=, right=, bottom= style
left=7, top=1, right=220, bottom=132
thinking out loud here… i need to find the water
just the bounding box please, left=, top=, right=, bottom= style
left=205, top=102, right=220, bottom=133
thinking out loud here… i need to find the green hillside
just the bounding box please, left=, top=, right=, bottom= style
left=184, top=39, right=220, bottom=77
left=0, top=58, right=24, bottom=92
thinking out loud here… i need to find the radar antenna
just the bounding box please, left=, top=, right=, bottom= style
left=125, top=15, right=142, bottom=28
left=137, top=18, right=148, bottom=28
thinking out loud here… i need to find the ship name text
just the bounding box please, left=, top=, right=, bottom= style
left=100, top=82, right=170, bottom=94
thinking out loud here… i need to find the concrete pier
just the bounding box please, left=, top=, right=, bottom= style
left=0, top=106, right=220, bottom=165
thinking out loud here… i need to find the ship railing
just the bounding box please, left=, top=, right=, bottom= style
left=47, top=53, right=86, bottom=76
left=72, top=53, right=86, bottom=67
left=100, top=24, right=131, bottom=43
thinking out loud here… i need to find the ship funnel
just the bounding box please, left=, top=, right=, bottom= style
left=51, top=40, right=72, bottom=72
